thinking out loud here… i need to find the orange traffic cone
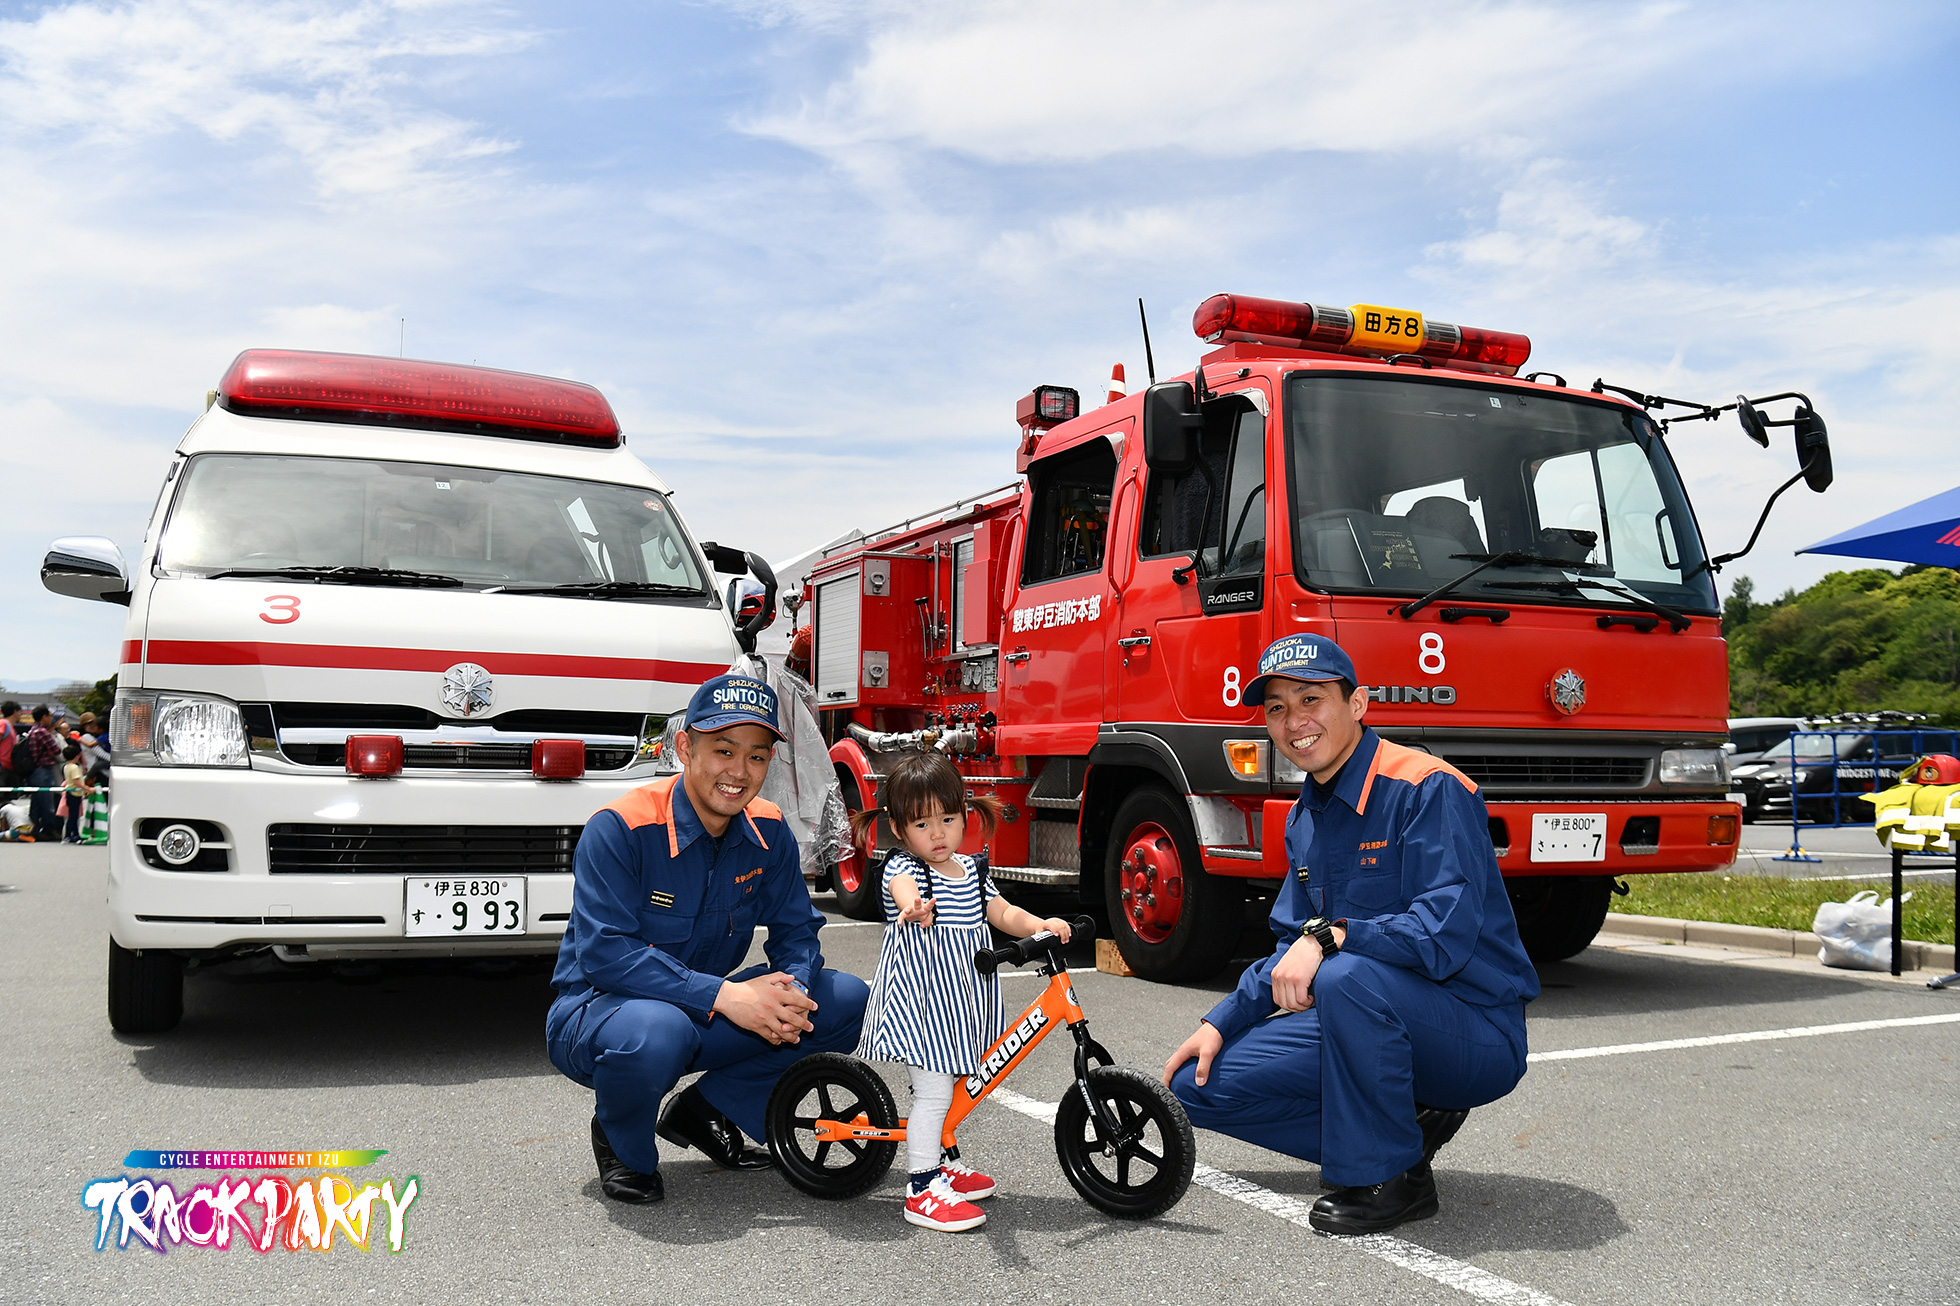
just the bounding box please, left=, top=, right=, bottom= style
left=1107, top=362, right=1126, bottom=405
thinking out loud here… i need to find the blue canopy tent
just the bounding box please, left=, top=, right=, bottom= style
left=1800, top=487, right=1960, bottom=986
left=1801, top=485, right=1960, bottom=567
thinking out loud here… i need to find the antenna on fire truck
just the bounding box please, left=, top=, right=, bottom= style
left=1138, top=298, right=1157, bottom=385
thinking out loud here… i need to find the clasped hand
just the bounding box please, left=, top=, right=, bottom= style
left=714, top=971, right=817, bottom=1045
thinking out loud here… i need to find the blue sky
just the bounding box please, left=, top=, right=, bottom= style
left=2, top=0, right=1956, bottom=681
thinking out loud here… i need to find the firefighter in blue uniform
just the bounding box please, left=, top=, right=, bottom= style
left=1163, top=634, right=1539, bottom=1234
left=546, top=673, right=869, bottom=1203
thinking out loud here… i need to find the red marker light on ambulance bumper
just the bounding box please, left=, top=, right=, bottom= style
left=531, top=738, right=586, bottom=780
left=345, top=735, right=404, bottom=777
left=1192, top=294, right=1531, bottom=376
left=216, top=349, right=622, bottom=446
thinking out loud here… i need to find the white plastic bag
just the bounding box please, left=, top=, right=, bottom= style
left=1813, top=889, right=1910, bottom=971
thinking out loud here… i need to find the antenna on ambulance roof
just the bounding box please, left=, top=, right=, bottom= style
left=1138, top=298, right=1157, bottom=385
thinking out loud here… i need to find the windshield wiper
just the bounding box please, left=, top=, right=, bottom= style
left=206, top=564, right=465, bottom=588
left=1483, top=578, right=1693, bottom=632
left=1396, top=552, right=1587, bottom=619
left=490, top=580, right=705, bottom=600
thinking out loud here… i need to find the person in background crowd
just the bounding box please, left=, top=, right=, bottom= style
left=80, top=732, right=111, bottom=786
left=0, top=792, right=32, bottom=841
left=0, top=700, right=19, bottom=775
left=25, top=706, right=62, bottom=841
left=60, top=742, right=93, bottom=844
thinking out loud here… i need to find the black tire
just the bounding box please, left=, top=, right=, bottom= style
left=107, top=938, right=184, bottom=1034
left=1506, top=875, right=1614, bottom=962
left=828, top=769, right=883, bottom=922
left=1103, top=786, right=1238, bottom=982
left=765, top=1052, right=899, bottom=1200
left=1053, top=1066, right=1195, bottom=1219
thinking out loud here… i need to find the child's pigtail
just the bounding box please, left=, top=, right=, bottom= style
left=848, top=804, right=882, bottom=854
left=966, top=792, right=1005, bottom=839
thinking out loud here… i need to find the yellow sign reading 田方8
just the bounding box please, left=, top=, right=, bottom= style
left=1348, top=303, right=1426, bottom=353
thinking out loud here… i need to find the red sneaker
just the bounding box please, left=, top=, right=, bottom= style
left=903, top=1177, right=987, bottom=1232
left=939, top=1157, right=996, bottom=1200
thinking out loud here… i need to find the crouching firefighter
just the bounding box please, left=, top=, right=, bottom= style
left=546, top=673, right=869, bottom=1203
left=1163, top=634, right=1539, bottom=1235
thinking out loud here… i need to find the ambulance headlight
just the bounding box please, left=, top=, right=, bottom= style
left=1659, top=748, right=1728, bottom=787
left=120, top=693, right=249, bottom=768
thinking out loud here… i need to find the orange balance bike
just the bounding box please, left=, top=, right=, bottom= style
left=764, top=916, right=1195, bottom=1219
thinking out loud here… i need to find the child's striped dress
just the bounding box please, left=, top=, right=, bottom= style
left=854, top=851, right=1005, bottom=1076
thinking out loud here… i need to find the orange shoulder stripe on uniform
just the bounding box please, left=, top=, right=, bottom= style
left=605, top=774, right=684, bottom=858
left=1355, top=739, right=1477, bottom=814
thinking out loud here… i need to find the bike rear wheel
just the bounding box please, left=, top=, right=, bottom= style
left=765, top=1053, right=899, bottom=1200
left=1053, top=1065, right=1195, bottom=1219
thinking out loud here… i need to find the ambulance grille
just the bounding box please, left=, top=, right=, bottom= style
left=1447, top=755, right=1650, bottom=787
left=267, top=824, right=582, bottom=875
left=279, top=742, right=635, bottom=771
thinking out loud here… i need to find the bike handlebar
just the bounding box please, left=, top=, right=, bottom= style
left=973, top=915, right=1096, bottom=975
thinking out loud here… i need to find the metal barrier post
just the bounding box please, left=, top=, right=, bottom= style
left=1932, top=841, right=1960, bottom=991
left=1890, top=844, right=1904, bottom=978
left=1773, top=733, right=1820, bottom=862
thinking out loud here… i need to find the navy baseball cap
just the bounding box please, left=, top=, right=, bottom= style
left=1244, top=633, right=1358, bottom=703
left=685, top=673, right=784, bottom=741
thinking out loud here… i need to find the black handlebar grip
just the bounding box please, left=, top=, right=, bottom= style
left=1071, top=914, right=1097, bottom=947
left=973, top=943, right=1018, bottom=976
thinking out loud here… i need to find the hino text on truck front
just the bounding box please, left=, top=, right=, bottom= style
left=802, top=293, right=1833, bottom=980
left=42, top=349, right=777, bottom=1033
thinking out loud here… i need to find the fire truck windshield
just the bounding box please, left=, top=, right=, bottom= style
left=157, top=453, right=710, bottom=596
left=1284, top=374, right=1718, bottom=615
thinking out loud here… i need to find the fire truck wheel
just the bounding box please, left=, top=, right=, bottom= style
left=1103, top=788, right=1238, bottom=982
left=829, top=770, right=883, bottom=921
left=107, top=938, right=184, bottom=1034
left=1505, top=875, right=1614, bottom=962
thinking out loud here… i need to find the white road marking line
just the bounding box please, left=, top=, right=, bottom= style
left=986, top=1087, right=1574, bottom=1306
left=1529, top=1011, right=1960, bottom=1063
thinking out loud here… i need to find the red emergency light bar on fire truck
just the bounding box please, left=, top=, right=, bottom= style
left=216, top=348, right=623, bottom=446
left=1193, top=294, right=1531, bottom=376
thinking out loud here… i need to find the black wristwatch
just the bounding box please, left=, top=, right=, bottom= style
left=1302, top=916, right=1339, bottom=957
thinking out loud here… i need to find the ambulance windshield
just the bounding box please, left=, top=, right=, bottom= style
left=157, top=454, right=710, bottom=595
left=1285, top=375, right=1719, bottom=614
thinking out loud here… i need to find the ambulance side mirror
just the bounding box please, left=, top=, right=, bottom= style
left=700, top=541, right=749, bottom=574
left=1793, top=406, right=1832, bottom=493
left=732, top=551, right=779, bottom=655
left=1143, top=381, right=1203, bottom=473
left=42, top=536, right=131, bottom=605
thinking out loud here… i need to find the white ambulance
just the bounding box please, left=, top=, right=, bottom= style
left=42, top=349, right=775, bottom=1033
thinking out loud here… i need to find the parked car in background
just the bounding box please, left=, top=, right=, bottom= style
left=1726, top=717, right=1804, bottom=767
left=1731, top=730, right=1916, bottom=824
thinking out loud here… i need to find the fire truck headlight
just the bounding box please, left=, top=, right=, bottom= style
left=1659, top=749, right=1728, bottom=788
left=152, top=695, right=249, bottom=768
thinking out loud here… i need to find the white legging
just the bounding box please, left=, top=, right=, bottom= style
left=908, top=1067, right=957, bottom=1177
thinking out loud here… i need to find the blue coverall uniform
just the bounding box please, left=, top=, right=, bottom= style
left=546, top=774, right=869, bottom=1175
left=1171, top=728, right=1539, bottom=1186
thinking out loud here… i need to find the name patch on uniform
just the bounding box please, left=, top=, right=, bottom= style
left=648, top=891, right=675, bottom=909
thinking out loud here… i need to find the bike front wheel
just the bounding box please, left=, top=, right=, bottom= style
left=765, top=1052, right=900, bottom=1200
left=1053, top=1065, right=1195, bottom=1219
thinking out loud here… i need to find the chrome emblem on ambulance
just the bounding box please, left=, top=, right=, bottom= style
left=442, top=663, right=495, bottom=718
left=1548, top=669, right=1587, bottom=716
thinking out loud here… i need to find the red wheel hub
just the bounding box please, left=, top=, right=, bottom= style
left=835, top=843, right=865, bottom=894
left=1116, top=821, right=1184, bottom=944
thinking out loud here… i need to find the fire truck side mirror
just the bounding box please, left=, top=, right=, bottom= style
left=732, top=550, right=779, bottom=654
left=1142, top=381, right=1204, bottom=473
left=1793, top=406, right=1832, bottom=493
left=700, top=541, right=749, bottom=574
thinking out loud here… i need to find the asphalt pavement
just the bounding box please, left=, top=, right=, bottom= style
left=2, top=844, right=1956, bottom=1305
left=1738, top=819, right=1960, bottom=884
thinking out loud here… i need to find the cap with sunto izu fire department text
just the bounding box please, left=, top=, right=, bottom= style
left=684, top=674, right=785, bottom=741
left=1244, top=633, right=1359, bottom=703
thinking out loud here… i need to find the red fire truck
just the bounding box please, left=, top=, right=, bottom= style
left=799, top=293, right=1832, bottom=980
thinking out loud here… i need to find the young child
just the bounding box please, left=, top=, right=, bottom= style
left=61, top=743, right=93, bottom=844
left=850, top=751, right=1073, bottom=1233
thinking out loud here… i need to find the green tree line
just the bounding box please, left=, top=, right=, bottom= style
left=1726, top=568, right=1960, bottom=723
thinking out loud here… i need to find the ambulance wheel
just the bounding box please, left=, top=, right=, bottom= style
left=766, top=1053, right=899, bottom=1200
left=1104, top=787, right=1238, bottom=982
left=829, top=770, right=882, bottom=921
left=107, top=938, right=183, bottom=1034
left=1054, top=1066, right=1195, bottom=1219
left=1507, top=874, right=1614, bottom=962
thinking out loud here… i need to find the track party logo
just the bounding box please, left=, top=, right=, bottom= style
left=81, top=1150, right=419, bottom=1254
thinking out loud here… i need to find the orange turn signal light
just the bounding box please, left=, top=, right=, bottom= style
left=1225, top=740, right=1266, bottom=778
left=1707, top=814, right=1739, bottom=846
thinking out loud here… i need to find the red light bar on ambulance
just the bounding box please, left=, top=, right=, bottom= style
left=217, top=349, right=623, bottom=447
left=1192, top=294, right=1531, bottom=376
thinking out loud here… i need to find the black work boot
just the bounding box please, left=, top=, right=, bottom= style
left=1308, top=1161, right=1439, bottom=1235
left=656, top=1085, right=774, bottom=1170
left=591, top=1116, right=664, bottom=1203
left=1416, top=1104, right=1471, bottom=1163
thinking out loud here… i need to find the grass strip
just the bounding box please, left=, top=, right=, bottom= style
left=1609, top=872, right=1956, bottom=945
